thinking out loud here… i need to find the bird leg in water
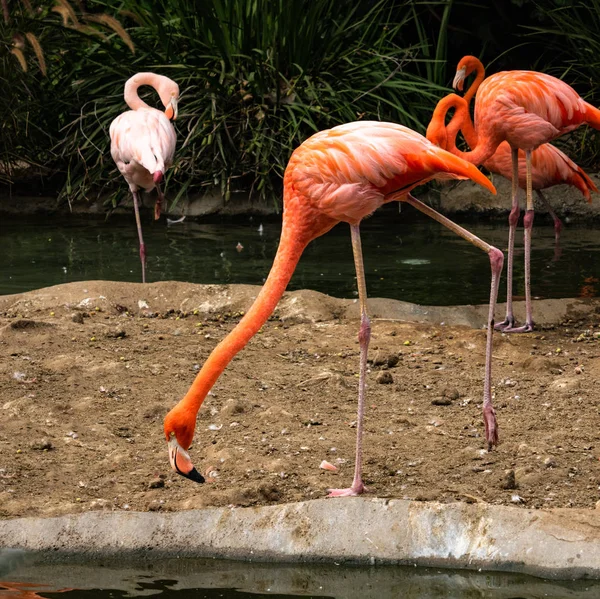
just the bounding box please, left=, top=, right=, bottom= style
left=154, top=184, right=165, bottom=220
left=327, top=223, right=370, bottom=497
left=496, top=147, right=520, bottom=331
left=505, top=149, right=535, bottom=333
left=131, top=190, right=147, bottom=283
left=403, top=194, right=503, bottom=449
left=535, top=190, right=562, bottom=260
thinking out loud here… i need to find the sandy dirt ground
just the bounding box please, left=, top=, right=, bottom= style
left=0, top=281, right=599, bottom=519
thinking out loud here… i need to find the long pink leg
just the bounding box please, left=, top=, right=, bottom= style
left=328, top=224, right=369, bottom=497
left=505, top=150, right=534, bottom=333
left=496, top=147, right=519, bottom=331
left=132, top=190, right=147, bottom=284
left=404, top=195, right=503, bottom=449
left=536, top=190, right=562, bottom=261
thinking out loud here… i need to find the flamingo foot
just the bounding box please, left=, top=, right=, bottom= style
left=494, top=317, right=515, bottom=332
left=483, top=404, right=499, bottom=451
left=327, top=482, right=368, bottom=498
left=502, top=322, right=534, bottom=334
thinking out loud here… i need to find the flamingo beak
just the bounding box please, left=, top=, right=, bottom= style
left=165, top=97, right=178, bottom=121
left=168, top=437, right=205, bottom=483
left=452, top=67, right=467, bottom=92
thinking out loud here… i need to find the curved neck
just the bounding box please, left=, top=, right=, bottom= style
left=124, top=73, right=158, bottom=111
left=463, top=59, right=485, bottom=105
left=176, top=216, right=311, bottom=416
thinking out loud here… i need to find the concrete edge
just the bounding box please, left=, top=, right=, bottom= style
left=1, top=498, right=600, bottom=580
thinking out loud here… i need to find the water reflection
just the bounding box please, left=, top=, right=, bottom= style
left=2, top=555, right=600, bottom=599
left=1, top=209, right=599, bottom=305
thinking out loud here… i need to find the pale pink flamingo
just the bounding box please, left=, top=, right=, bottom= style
left=109, top=72, right=179, bottom=283
left=427, top=57, right=600, bottom=332
left=164, top=121, right=505, bottom=495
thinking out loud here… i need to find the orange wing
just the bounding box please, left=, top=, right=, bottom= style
left=286, top=121, right=495, bottom=224
left=484, top=142, right=597, bottom=201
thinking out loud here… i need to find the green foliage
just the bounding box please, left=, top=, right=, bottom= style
left=2, top=0, right=452, bottom=208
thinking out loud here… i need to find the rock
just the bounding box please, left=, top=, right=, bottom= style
left=543, top=456, right=557, bottom=469
left=549, top=377, right=580, bottom=393
left=432, top=397, right=452, bottom=406
left=106, top=327, right=126, bottom=339
left=501, top=469, right=517, bottom=490
left=441, top=387, right=460, bottom=400
left=30, top=438, right=53, bottom=451
left=387, top=354, right=399, bottom=368
left=221, top=398, right=250, bottom=418
left=148, top=477, right=165, bottom=489
left=521, top=356, right=562, bottom=372
left=71, top=312, right=85, bottom=324
left=376, top=371, right=393, bottom=384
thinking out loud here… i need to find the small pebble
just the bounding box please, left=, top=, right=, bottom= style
left=319, top=460, right=338, bottom=472
left=501, top=469, right=517, bottom=490
left=376, top=371, right=393, bottom=384
left=30, top=438, right=53, bottom=451
left=148, top=477, right=165, bottom=489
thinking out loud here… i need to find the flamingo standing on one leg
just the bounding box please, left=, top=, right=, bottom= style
left=164, top=121, right=505, bottom=495
left=427, top=57, right=600, bottom=332
left=109, top=72, right=179, bottom=283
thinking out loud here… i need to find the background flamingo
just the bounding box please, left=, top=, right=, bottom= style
left=110, top=72, right=179, bottom=283
left=427, top=57, right=600, bottom=332
left=431, top=55, right=596, bottom=242
left=163, top=121, right=505, bottom=495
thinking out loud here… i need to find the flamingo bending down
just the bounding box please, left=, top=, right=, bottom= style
left=427, top=56, right=600, bottom=332
left=110, top=72, right=179, bottom=283
left=164, top=121, right=505, bottom=495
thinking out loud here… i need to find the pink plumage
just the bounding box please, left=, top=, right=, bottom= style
left=109, top=72, right=179, bottom=283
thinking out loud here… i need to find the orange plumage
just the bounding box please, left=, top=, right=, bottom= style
left=164, top=121, right=504, bottom=490
left=428, top=56, right=600, bottom=333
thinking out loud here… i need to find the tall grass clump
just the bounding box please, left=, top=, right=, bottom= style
left=3, top=0, right=455, bottom=208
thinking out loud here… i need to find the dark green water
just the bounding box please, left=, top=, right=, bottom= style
left=2, top=554, right=599, bottom=599
left=1, top=210, right=599, bottom=304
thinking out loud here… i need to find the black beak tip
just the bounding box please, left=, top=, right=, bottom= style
left=181, top=467, right=205, bottom=484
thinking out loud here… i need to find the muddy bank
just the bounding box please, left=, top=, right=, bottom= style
left=0, top=281, right=599, bottom=523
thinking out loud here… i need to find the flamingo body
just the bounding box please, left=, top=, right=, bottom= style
left=472, top=71, right=600, bottom=157
left=110, top=108, right=176, bottom=192
left=484, top=141, right=596, bottom=200
left=164, top=121, right=505, bottom=490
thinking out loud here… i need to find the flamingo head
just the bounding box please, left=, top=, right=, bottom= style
left=155, top=76, right=179, bottom=121
left=453, top=55, right=480, bottom=91
left=164, top=95, right=178, bottom=121
left=164, top=408, right=205, bottom=483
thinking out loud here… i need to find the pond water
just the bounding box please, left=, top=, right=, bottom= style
left=1, top=208, right=599, bottom=305
left=2, top=553, right=599, bottom=599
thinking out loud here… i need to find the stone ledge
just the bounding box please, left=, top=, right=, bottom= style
left=1, top=498, right=600, bottom=579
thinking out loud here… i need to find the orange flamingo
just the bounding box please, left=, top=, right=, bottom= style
left=164, top=121, right=505, bottom=495
left=110, top=72, right=179, bottom=283
left=427, top=58, right=597, bottom=327
left=427, top=56, right=600, bottom=332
